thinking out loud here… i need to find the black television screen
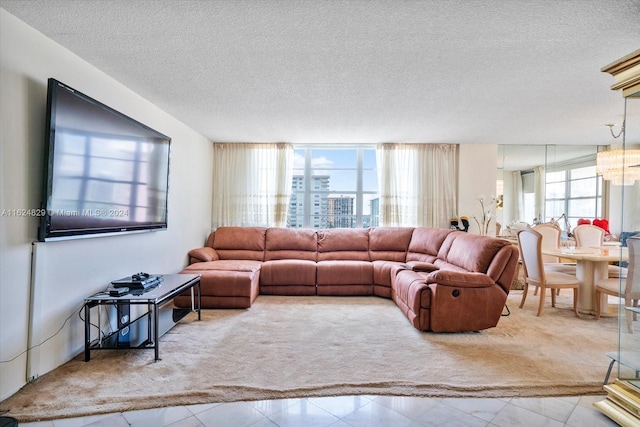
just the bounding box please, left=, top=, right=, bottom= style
left=39, top=78, right=171, bottom=241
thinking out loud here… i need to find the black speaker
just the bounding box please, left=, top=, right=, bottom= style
left=116, top=302, right=130, bottom=347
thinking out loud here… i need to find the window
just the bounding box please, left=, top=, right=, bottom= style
left=287, top=147, right=378, bottom=228
left=545, top=164, right=602, bottom=229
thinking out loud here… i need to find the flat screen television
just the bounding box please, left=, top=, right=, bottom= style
left=38, top=78, right=171, bottom=241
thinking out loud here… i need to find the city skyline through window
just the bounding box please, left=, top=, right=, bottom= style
left=287, top=147, right=378, bottom=228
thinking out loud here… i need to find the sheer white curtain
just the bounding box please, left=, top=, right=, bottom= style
left=512, top=170, right=524, bottom=221
left=534, top=165, right=545, bottom=222
left=211, top=143, right=293, bottom=228
left=376, top=143, right=457, bottom=227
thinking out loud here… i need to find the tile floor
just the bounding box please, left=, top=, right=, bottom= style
left=17, top=394, right=618, bottom=427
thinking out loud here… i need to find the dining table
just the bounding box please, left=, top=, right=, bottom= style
left=540, top=246, right=629, bottom=316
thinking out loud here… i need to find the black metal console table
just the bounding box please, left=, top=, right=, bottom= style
left=84, top=273, right=201, bottom=362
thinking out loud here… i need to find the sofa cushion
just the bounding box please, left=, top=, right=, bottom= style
left=317, top=260, right=373, bottom=285
left=369, top=227, right=415, bottom=261
left=261, top=259, right=317, bottom=286
left=205, top=231, right=216, bottom=247
left=406, top=227, right=454, bottom=263
left=188, top=247, right=219, bottom=263
left=317, top=259, right=374, bottom=295
left=392, top=269, right=432, bottom=313
left=182, top=260, right=262, bottom=272
left=212, top=226, right=267, bottom=261
left=372, top=260, right=406, bottom=288
left=317, top=228, right=370, bottom=261
left=438, top=232, right=510, bottom=273
left=265, top=228, right=317, bottom=261
left=372, top=260, right=407, bottom=297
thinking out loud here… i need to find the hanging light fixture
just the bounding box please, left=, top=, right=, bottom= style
left=596, top=121, right=640, bottom=185
left=596, top=149, right=640, bottom=185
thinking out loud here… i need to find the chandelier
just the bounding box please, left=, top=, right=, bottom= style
left=596, top=120, right=640, bottom=186
left=596, top=148, right=640, bottom=185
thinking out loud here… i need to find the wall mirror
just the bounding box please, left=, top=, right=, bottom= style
left=496, top=144, right=604, bottom=238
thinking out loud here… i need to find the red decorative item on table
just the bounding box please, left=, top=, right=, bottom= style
left=593, top=218, right=610, bottom=233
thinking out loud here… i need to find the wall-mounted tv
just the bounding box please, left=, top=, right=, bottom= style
left=39, top=78, right=171, bottom=241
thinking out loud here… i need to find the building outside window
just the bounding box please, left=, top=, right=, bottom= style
left=327, top=196, right=354, bottom=228
left=288, top=175, right=329, bottom=228
left=287, top=147, right=377, bottom=228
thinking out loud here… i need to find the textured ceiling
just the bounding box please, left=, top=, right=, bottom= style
left=1, top=0, right=639, bottom=146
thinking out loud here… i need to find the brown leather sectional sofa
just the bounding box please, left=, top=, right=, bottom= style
left=175, top=226, right=519, bottom=332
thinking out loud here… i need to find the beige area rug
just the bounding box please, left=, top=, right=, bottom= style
left=0, top=291, right=628, bottom=422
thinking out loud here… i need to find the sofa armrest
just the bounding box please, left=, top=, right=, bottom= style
left=409, top=261, right=439, bottom=273
left=188, top=247, right=219, bottom=263
left=425, top=270, right=495, bottom=288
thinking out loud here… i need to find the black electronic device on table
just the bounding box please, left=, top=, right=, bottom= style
left=111, top=272, right=163, bottom=290
left=109, top=287, right=129, bottom=297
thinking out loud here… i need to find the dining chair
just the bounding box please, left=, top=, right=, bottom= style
left=573, top=224, right=604, bottom=247
left=517, top=228, right=580, bottom=317
left=573, top=224, right=626, bottom=278
left=532, top=224, right=560, bottom=260
left=531, top=224, right=576, bottom=295
left=595, top=236, right=640, bottom=333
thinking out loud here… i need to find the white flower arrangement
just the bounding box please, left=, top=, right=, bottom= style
left=473, top=195, right=496, bottom=236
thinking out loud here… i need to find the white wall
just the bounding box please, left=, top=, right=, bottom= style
left=0, top=9, right=213, bottom=400
left=458, top=144, right=499, bottom=235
